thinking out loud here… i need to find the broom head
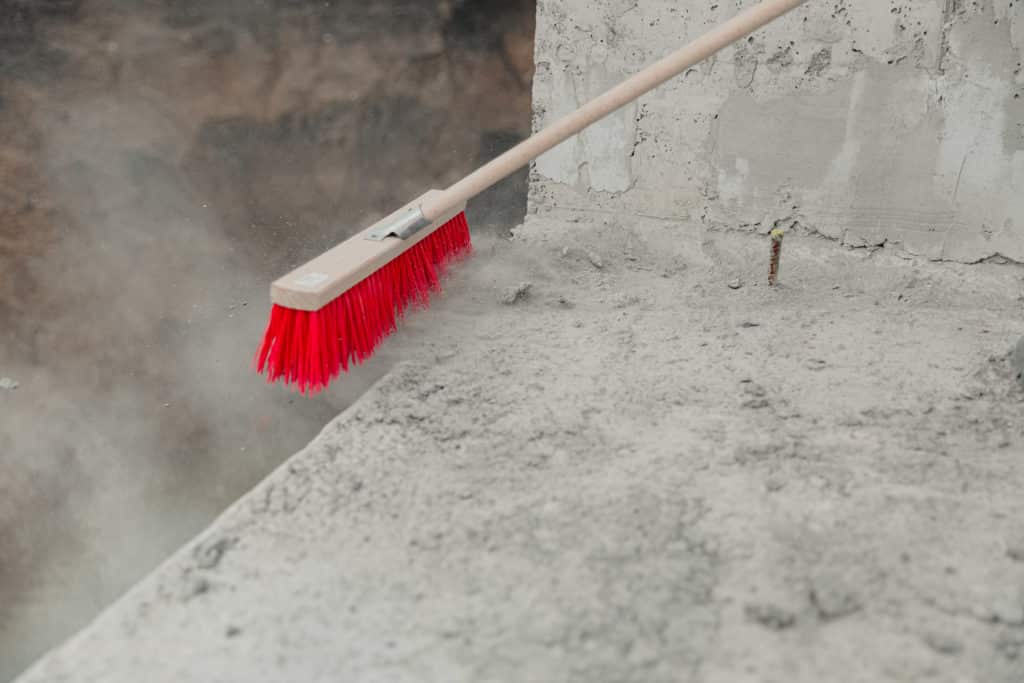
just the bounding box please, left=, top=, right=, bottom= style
left=255, top=191, right=470, bottom=394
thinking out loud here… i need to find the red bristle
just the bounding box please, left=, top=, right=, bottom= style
left=255, top=304, right=281, bottom=373
left=254, top=212, right=472, bottom=395
left=292, top=309, right=306, bottom=386
left=328, top=298, right=344, bottom=374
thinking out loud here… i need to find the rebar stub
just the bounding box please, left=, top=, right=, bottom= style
left=365, top=206, right=432, bottom=241
left=768, top=228, right=785, bottom=286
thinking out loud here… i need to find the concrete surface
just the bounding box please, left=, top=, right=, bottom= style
left=1012, top=336, right=1024, bottom=386
left=15, top=219, right=1024, bottom=681
left=15, top=1, right=1024, bottom=680
left=529, top=0, right=1024, bottom=264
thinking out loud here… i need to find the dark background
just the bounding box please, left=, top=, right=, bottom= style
left=0, top=0, right=535, bottom=678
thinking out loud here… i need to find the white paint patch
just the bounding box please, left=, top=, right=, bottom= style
left=807, top=72, right=866, bottom=237
left=533, top=66, right=581, bottom=187
left=717, top=155, right=750, bottom=208
left=293, top=272, right=330, bottom=288
left=1006, top=151, right=1024, bottom=237
left=937, top=70, right=1008, bottom=212
left=580, top=104, right=635, bottom=193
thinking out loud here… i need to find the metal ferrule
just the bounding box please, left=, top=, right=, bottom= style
left=365, top=205, right=432, bottom=241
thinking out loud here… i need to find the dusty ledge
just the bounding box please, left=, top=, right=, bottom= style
left=16, top=214, right=1024, bottom=682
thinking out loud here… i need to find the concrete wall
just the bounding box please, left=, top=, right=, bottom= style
left=529, top=0, right=1024, bottom=263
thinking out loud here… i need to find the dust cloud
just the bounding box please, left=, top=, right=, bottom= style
left=0, top=0, right=534, bottom=679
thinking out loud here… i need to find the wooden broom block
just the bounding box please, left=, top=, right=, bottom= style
left=271, top=190, right=466, bottom=311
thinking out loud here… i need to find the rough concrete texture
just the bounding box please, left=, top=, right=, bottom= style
left=1012, top=336, right=1024, bottom=386
left=529, top=0, right=1024, bottom=264
left=16, top=217, right=1024, bottom=681
left=15, top=1, right=1024, bottom=680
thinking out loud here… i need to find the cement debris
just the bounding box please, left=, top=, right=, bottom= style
left=499, top=281, right=532, bottom=305
left=744, top=603, right=797, bottom=631
left=16, top=221, right=1024, bottom=683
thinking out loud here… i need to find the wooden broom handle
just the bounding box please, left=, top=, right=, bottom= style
left=421, top=0, right=809, bottom=222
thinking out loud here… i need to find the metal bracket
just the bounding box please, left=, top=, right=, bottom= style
left=365, top=205, right=431, bottom=241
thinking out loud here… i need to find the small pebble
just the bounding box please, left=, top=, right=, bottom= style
left=586, top=251, right=604, bottom=269
left=728, top=278, right=743, bottom=290
left=1006, top=537, right=1024, bottom=562
left=181, top=577, right=211, bottom=600
left=743, top=382, right=767, bottom=398
left=745, top=603, right=796, bottom=630
left=922, top=632, right=963, bottom=655
left=0, top=377, right=18, bottom=391
left=627, top=637, right=659, bottom=665
left=810, top=575, right=862, bottom=621
left=1011, top=337, right=1024, bottom=387
left=996, top=632, right=1024, bottom=660
left=435, top=348, right=458, bottom=362
left=610, top=293, right=641, bottom=309
left=988, top=595, right=1024, bottom=626
left=500, top=282, right=532, bottom=305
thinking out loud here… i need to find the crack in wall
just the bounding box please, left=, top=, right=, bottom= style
left=937, top=0, right=964, bottom=74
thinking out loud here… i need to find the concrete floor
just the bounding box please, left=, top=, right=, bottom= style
left=16, top=211, right=1024, bottom=682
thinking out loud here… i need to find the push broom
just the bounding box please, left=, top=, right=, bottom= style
left=256, top=0, right=810, bottom=394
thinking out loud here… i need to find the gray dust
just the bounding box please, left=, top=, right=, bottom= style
left=0, top=0, right=535, bottom=678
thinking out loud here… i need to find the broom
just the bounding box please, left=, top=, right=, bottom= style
left=256, top=0, right=809, bottom=394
